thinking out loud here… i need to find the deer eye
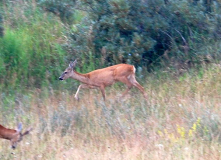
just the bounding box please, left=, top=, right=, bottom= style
left=64, top=72, right=68, bottom=74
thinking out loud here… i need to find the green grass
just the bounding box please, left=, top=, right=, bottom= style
left=0, top=1, right=67, bottom=89
left=1, top=65, right=221, bottom=159
left=1, top=1, right=221, bottom=159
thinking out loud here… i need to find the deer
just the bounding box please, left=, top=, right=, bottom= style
left=0, top=123, right=32, bottom=149
left=59, top=59, right=147, bottom=101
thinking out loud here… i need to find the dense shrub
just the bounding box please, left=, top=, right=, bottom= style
left=1, top=0, right=221, bottom=89
left=66, top=0, right=221, bottom=69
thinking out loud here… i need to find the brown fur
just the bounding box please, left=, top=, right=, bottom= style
left=0, top=125, right=17, bottom=140
left=0, top=124, right=32, bottom=149
left=59, top=61, right=147, bottom=101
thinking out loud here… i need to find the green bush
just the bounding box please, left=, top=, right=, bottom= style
left=1, top=0, right=221, bottom=89
left=0, top=1, right=67, bottom=89
left=66, top=0, right=221, bottom=69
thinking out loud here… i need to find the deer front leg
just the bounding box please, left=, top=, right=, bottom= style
left=99, top=85, right=106, bottom=101
left=75, top=84, right=97, bottom=100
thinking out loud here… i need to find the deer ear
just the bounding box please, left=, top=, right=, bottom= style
left=16, top=123, right=22, bottom=133
left=22, top=127, right=33, bottom=136
left=69, top=59, right=78, bottom=68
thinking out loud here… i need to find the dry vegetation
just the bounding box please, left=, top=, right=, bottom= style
left=0, top=65, right=221, bottom=159
left=1, top=1, right=221, bottom=159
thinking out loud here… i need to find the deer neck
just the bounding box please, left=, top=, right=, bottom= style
left=0, top=126, right=17, bottom=140
left=71, top=71, right=90, bottom=84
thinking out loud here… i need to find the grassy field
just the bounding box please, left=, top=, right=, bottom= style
left=1, top=65, right=221, bottom=160
left=1, top=1, right=221, bottom=159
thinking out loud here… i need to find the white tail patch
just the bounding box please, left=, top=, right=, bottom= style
left=132, top=65, right=136, bottom=73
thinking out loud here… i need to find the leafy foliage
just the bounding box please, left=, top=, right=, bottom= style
left=0, top=14, right=3, bottom=37
left=66, top=0, right=221, bottom=69
left=1, top=0, right=221, bottom=89
left=37, top=0, right=77, bottom=24
left=0, top=2, right=67, bottom=89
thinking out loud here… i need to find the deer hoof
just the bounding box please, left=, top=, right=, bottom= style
left=74, top=96, right=80, bottom=101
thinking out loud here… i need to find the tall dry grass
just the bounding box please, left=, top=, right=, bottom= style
left=1, top=65, right=221, bottom=160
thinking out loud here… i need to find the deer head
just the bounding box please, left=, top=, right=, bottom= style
left=10, top=123, right=32, bottom=149
left=59, top=59, right=78, bottom=81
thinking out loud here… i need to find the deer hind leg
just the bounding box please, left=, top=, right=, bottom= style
left=116, top=77, right=133, bottom=98
left=75, top=84, right=97, bottom=100
left=128, top=75, right=147, bottom=99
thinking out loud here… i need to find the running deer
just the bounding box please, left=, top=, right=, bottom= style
left=0, top=123, right=32, bottom=149
left=59, top=59, right=147, bottom=100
